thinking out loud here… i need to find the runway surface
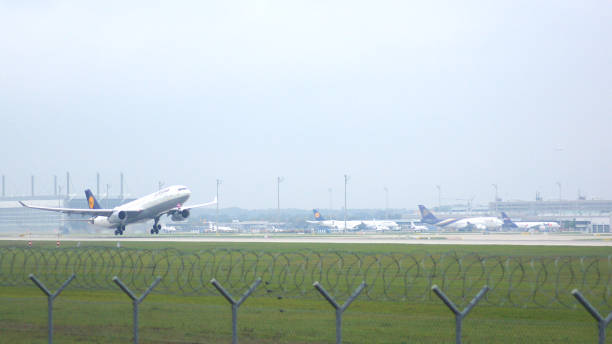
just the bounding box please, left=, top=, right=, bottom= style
left=2, top=233, right=612, bottom=246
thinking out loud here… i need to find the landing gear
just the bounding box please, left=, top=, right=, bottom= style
left=151, top=217, right=161, bottom=235
left=114, top=225, right=125, bottom=236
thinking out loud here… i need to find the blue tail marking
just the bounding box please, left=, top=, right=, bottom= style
left=501, top=212, right=517, bottom=228
left=418, top=205, right=439, bottom=224
left=84, top=189, right=102, bottom=209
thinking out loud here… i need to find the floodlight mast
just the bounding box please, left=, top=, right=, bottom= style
left=384, top=187, right=389, bottom=219
left=216, top=179, right=222, bottom=231
left=344, top=174, right=350, bottom=231
left=492, top=184, right=498, bottom=213
left=277, top=177, right=284, bottom=226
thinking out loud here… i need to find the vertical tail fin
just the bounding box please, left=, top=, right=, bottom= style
left=84, top=189, right=102, bottom=209
left=501, top=212, right=517, bottom=228
left=312, top=209, right=325, bottom=221
left=418, top=205, right=439, bottom=224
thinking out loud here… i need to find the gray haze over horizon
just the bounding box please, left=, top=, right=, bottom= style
left=1, top=1, right=611, bottom=209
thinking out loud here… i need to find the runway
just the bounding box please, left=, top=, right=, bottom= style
left=2, top=233, right=612, bottom=246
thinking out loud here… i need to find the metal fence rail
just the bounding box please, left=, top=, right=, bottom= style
left=1, top=247, right=611, bottom=308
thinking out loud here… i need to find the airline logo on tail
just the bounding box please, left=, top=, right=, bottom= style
left=418, top=205, right=439, bottom=224
left=312, top=209, right=325, bottom=221
left=84, top=189, right=101, bottom=209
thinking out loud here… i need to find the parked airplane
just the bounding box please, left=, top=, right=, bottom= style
left=307, top=209, right=399, bottom=231
left=501, top=212, right=560, bottom=231
left=208, top=222, right=235, bottom=232
left=407, top=221, right=429, bottom=232
left=19, top=185, right=216, bottom=235
left=418, top=205, right=503, bottom=231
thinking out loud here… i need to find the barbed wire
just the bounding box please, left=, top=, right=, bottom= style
left=0, top=247, right=610, bottom=308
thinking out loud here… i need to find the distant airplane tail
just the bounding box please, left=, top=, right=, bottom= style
left=84, top=189, right=102, bottom=209
left=501, top=212, right=518, bottom=228
left=312, top=209, right=325, bottom=221
left=418, top=205, right=439, bottom=224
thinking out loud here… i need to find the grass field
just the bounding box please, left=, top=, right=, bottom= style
left=1, top=240, right=612, bottom=343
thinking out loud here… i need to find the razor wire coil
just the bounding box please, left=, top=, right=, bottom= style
left=0, top=247, right=610, bottom=309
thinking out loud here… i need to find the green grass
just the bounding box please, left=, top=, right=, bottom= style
left=1, top=240, right=612, bottom=343
left=0, top=286, right=609, bottom=343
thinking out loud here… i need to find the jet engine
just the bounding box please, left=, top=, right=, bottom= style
left=171, top=209, right=190, bottom=221
left=108, top=210, right=128, bottom=224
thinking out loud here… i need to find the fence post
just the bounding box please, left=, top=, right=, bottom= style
left=113, top=276, right=161, bottom=344
left=211, top=277, right=262, bottom=344
left=29, top=273, right=76, bottom=344
left=313, top=281, right=366, bottom=344
left=572, top=289, right=612, bottom=344
left=432, top=284, right=489, bottom=344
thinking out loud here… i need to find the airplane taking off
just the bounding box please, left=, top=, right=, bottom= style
left=307, top=209, right=399, bottom=231
left=501, top=212, right=560, bottom=231
left=19, top=185, right=216, bottom=236
left=418, top=205, right=503, bottom=231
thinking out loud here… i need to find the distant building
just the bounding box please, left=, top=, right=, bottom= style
left=0, top=195, right=134, bottom=233
left=489, top=200, right=612, bottom=216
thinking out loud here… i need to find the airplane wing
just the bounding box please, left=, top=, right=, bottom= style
left=181, top=197, right=218, bottom=210
left=19, top=201, right=114, bottom=216
left=161, top=197, right=217, bottom=217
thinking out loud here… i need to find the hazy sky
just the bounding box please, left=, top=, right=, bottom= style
left=1, top=1, right=611, bottom=209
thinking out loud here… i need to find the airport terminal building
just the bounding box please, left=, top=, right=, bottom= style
left=489, top=199, right=612, bottom=233
left=489, top=199, right=612, bottom=216
left=0, top=195, right=133, bottom=233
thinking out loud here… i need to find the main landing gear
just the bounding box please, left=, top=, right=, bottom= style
left=150, top=217, right=161, bottom=235
left=114, top=225, right=125, bottom=236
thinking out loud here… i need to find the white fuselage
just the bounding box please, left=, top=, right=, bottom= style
left=408, top=222, right=429, bottom=232
left=513, top=221, right=560, bottom=231
left=368, top=220, right=401, bottom=231
left=92, top=186, right=191, bottom=228
left=437, top=217, right=503, bottom=231
left=310, top=219, right=399, bottom=231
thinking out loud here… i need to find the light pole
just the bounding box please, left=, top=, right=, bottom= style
left=436, top=185, right=441, bottom=209
left=216, top=179, right=222, bottom=231
left=492, top=184, right=498, bottom=214
left=328, top=188, right=333, bottom=212
left=384, top=187, right=389, bottom=219
left=344, top=175, right=350, bottom=231
left=277, top=177, right=284, bottom=226
left=556, top=181, right=562, bottom=215
left=106, top=184, right=110, bottom=208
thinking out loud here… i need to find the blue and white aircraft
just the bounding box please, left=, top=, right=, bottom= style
left=501, top=212, right=560, bottom=231
left=418, top=205, right=503, bottom=231
left=20, top=185, right=216, bottom=236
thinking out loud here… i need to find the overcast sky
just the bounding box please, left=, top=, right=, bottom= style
left=1, top=1, right=611, bottom=209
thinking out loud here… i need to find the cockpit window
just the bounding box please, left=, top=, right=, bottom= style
left=178, top=187, right=188, bottom=191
